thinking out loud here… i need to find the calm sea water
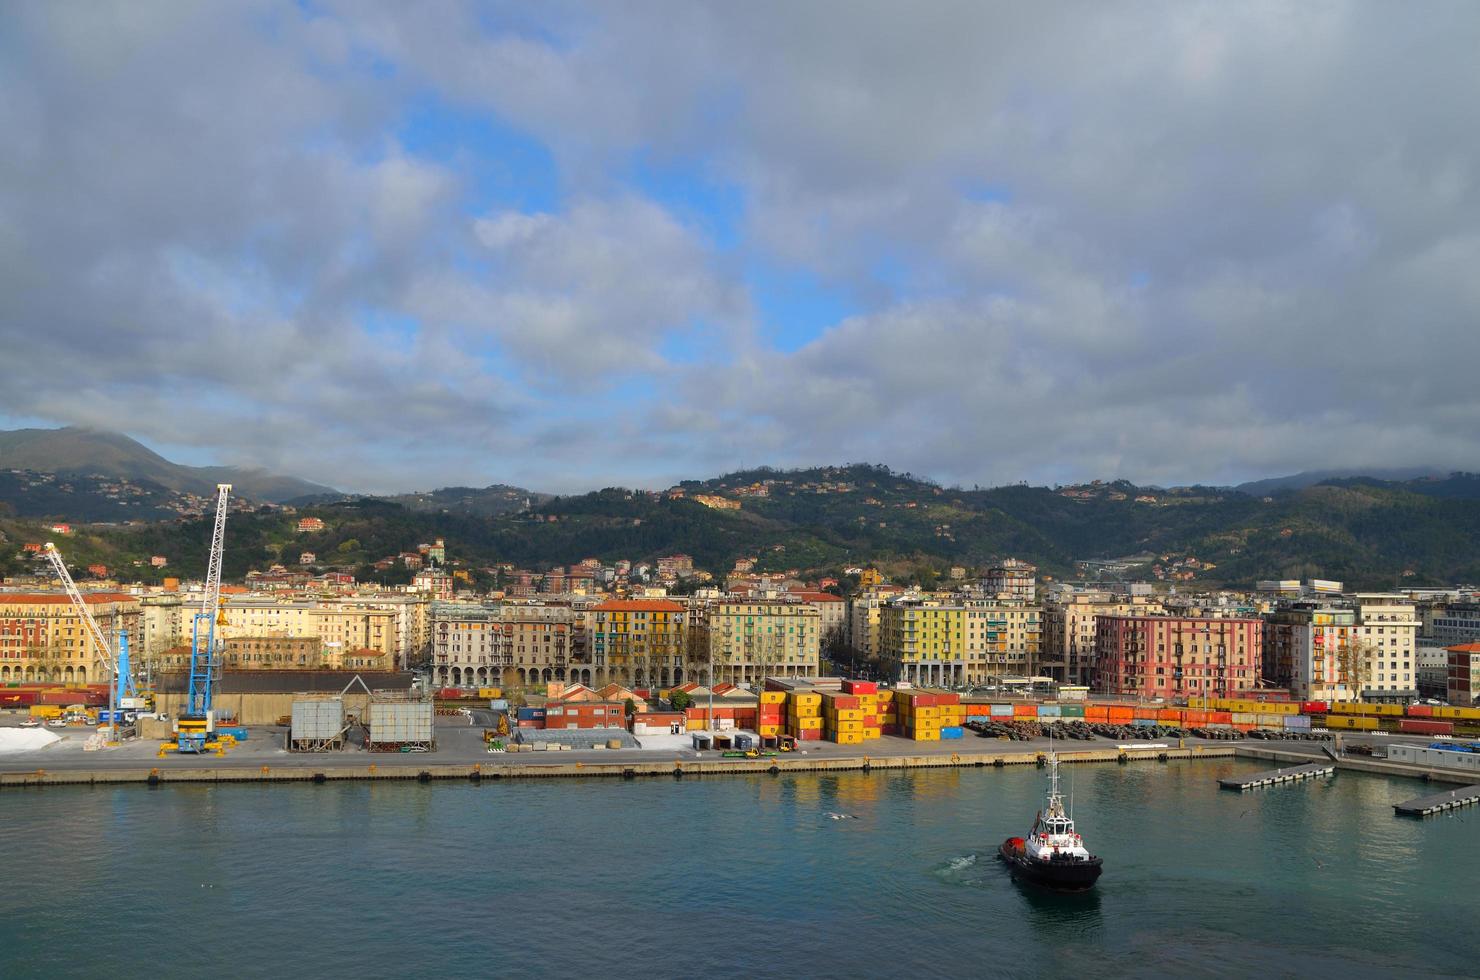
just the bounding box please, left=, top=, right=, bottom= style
left=3, top=759, right=1476, bottom=978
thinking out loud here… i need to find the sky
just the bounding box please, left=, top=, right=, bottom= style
left=3, top=2, right=1480, bottom=495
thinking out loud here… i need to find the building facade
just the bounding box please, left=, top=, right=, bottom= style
left=1042, top=591, right=1165, bottom=685
left=690, top=599, right=821, bottom=685
left=589, top=599, right=688, bottom=688
left=0, top=592, right=141, bottom=684
left=1448, top=643, right=1480, bottom=707
left=879, top=600, right=1041, bottom=687
left=1263, top=595, right=1418, bottom=701
left=982, top=559, right=1037, bottom=601
left=1094, top=614, right=1262, bottom=699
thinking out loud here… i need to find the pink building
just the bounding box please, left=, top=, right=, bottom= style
left=1093, top=614, right=1262, bottom=699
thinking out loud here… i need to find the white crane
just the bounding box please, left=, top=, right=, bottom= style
left=178, top=484, right=231, bottom=752
left=40, top=542, right=129, bottom=741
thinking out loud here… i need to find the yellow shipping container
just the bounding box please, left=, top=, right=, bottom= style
left=759, top=724, right=781, bottom=736
left=478, top=687, right=502, bottom=699
left=30, top=705, right=63, bottom=719
left=913, top=706, right=941, bottom=721
left=863, top=727, right=882, bottom=739
left=833, top=731, right=865, bottom=745
left=760, top=691, right=787, bottom=705
left=831, top=709, right=865, bottom=722
left=912, top=729, right=941, bottom=741
left=833, top=720, right=864, bottom=733
left=790, top=692, right=823, bottom=710
left=875, top=690, right=895, bottom=704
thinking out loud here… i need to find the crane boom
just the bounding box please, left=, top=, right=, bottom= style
left=41, top=543, right=115, bottom=676
left=200, top=482, right=231, bottom=626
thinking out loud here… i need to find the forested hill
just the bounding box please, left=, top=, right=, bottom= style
left=5, top=464, right=1480, bottom=590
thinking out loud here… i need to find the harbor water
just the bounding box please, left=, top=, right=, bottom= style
left=3, top=758, right=1477, bottom=977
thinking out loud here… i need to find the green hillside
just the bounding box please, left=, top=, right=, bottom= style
left=5, top=464, right=1480, bottom=589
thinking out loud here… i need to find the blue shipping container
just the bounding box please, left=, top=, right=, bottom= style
left=1039, top=705, right=1062, bottom=718
left=941, top=726, right=964, bottom=739
left=990, top=704, right=1015, bottom=717
left=517, top=707, right=546, bottom=720
left=1130, top=717, right=1156, bottom=727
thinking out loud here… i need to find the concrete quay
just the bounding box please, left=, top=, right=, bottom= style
left=0, top=727, right=1236, bottom=787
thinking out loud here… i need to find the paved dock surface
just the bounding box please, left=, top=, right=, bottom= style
left=1393, top=784, right=1480, bottom=817
left=0, top=717, right=1237, bottom=785
left=1219, top=762, right=1334, bottom=790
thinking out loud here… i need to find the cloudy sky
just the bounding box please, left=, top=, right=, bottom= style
left=3, top=2, right=1479, bottom=494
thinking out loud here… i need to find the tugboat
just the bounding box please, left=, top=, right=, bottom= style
left=999, top=749, right=1102, bottom=890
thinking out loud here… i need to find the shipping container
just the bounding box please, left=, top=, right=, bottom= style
left=842, top=680, right=878, bottom=695
left=1407, top=704, right=1435, bottom=718
left=940, top=726, right=964, bottom=739
left=1038, top=704, right=1062, bottom=718
left=1060, top=704, right=1086, bottom=718
left=1399, top=718, right=1454, bottom=735
left=990, top=704, right=1015, bottom=717
left=1012, top=704, right=1038, bottom=718
left=1285, top=714, right=1312, bottom=730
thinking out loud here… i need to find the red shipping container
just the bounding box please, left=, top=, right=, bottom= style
left=1301, top=701, right=1331, bottom=715
left=796, top=729, right=823, bottom=741
left=909, top=693, right=938, bottom=707
left=1399, top=718, right=1453, bottom=735
left=0, top=689, right=38, bottom=707
left=934, top=692, right=960, bottom=705
left=842, top=680, right=878, bottom=695
left=1407, top=704, right=1434, bottom=718
left=880, top=724, right=900, bottom=736
left=824, top=694, right=862, bottom=709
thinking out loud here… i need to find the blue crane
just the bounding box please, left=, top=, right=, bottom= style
left=176, top=484, right=231, bottom=753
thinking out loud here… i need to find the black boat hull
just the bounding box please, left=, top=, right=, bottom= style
left=999, top=842, right=1102, bottom=891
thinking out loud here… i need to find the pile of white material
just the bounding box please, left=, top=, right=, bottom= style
left=0, top=728, right=63, bottom=754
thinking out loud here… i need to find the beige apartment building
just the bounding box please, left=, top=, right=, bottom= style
left=690, top=599, right=821, bottom=686
left=432, top=601, right=580, bottom=689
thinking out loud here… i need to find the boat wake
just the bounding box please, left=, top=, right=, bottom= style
left=933, top=852, right=989, bottom=886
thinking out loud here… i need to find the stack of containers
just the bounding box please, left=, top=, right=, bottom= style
left=899, top=691, right=941, bottom=741
left=937, top=692, right=965, bottom=738
left=1013, top=703, right=1039, bottom=722
left=787, top=690, right=824, bottom=741
left=842, top=680, right=883, bottom=740
left=759, top=691, right=786, bottom=737
left=822, top=689, right=866, bottom=744
left=990, top=703, right=1015, bottom=721
left=875, top=688, right=899, bottom=735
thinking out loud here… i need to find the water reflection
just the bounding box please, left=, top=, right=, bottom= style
left=1013, top=874, right=1104, bottom=933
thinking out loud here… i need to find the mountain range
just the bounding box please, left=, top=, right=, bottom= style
left=3, top=428, right=1480, bottom=589
left=0, top=427, right=336, bottom=505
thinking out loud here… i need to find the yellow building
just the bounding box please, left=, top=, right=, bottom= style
left=691, top=599, right=821, bottom=685
left=858, top=567, right=884, bottom=589
left=591, top=599, right=688, bottom=688
left=0, top=592, right=141, bottom=684
left=879, top=600, right=1041, bottom=686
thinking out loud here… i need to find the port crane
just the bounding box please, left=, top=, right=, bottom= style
left=176, top=483, right=231, bottom=753
left=39, top=543, right=139, bottom=742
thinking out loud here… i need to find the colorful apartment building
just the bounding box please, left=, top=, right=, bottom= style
left=879, top=600, right=1041, bottom=686
left=590, top=599, right=687, bottom=688
left=1093, top=614, right=1262, bottom=699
